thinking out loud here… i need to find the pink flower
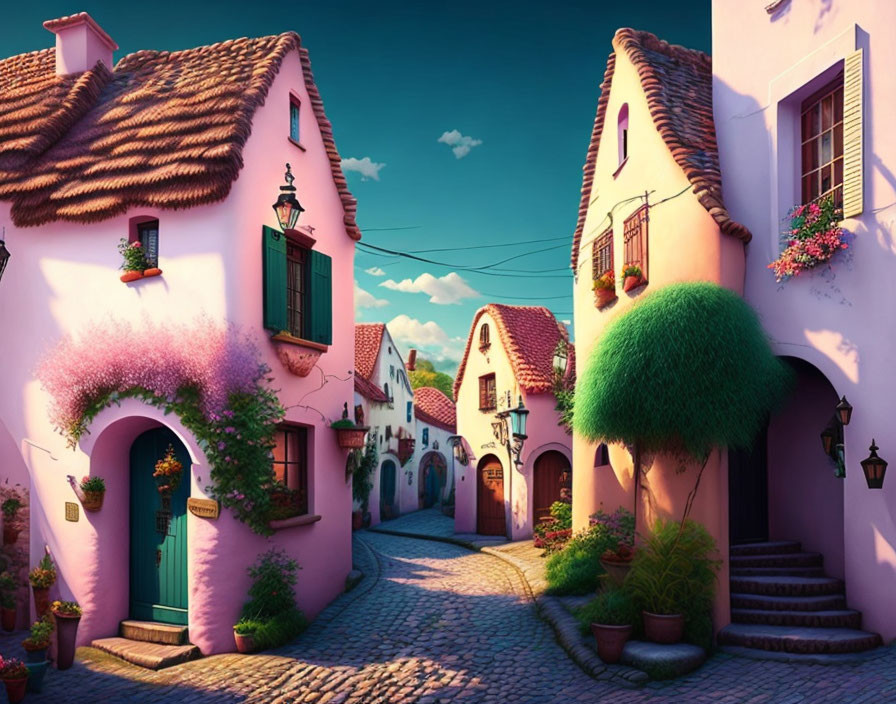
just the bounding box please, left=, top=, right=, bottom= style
left=131, top=241, right=142, bottom=248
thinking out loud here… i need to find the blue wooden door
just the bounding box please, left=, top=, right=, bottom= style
left=129, top=428, right=189, bottom=625
left=423, top=458, right=442, bottom=508
left=380, top=460, right=396, bottom=520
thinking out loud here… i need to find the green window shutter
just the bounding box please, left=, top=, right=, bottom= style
left=842, top=49, right=864, bottom=218
left=262, top=226, right=288, bottom=332
left=306, top=249, right=333, bottom=345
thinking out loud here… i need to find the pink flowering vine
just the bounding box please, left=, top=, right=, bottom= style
left=769, top=197, right=848, bottom=282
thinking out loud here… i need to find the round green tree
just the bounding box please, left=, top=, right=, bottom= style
left=574, top=282, right=791, bottom=461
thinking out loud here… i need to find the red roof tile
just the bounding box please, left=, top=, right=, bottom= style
left=414, top=386, right=456, bottom=433
left=453, top=304, right=569, bottom=398
left=0, top=26, right=360, bottom=239
left=570, top=28, right=750, bottom=272
left=354, top=323, right=385, bottom=381
left=355, top=371, right=388, bottom=403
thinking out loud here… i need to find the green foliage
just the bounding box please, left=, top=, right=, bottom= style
left=0, top=499, right=21, bottom=518
left=0, top=571, right=15, bottom=609
left=233, top=618, right=263, bottom=635
left=576, top=588, right=638, bottom=631
left=549, top=501, right=572, bottom=528
left=79, top=476, right=106, bottom=493
left=241, top=549, right=300, bottom=620
left=24, top=617, right=53, bottom=648
left=574, top=282, right=791, bottom=460
left=351, top=436, right=378, bottom=510
left=28, top=555, right=56, bottom=589
left=408, top=358, right=455, bottom=400
left=252, top=608, right=308, bottom=650
left=621, top=264, right=642, bottom=279
left=331, top=419, right=356, bottom=429
left=625, top=519, right=720, bottom=648
left=117, top=237, right=149, bottom=272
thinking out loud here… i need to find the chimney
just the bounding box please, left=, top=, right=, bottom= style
left=406, top=349, right=417, bottom=372
left=43, top=13, right=118, bottom=76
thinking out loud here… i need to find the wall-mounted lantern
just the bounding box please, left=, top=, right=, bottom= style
left=272, top=163, right=304, bottom=231
left=552, top=340, right=568, bottom=377
left=861, top=439, right=888, bottom=489
left=820, top=425, right=835, bottom=455
left=495, top=395, right=529, bottom=468
left=0, top=236, right=9, bottom=283
left=835, top=396, right=853, bottom=426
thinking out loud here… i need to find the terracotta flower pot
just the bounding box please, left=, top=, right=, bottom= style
left=642, top=611, right=684, bottom=644
left=335, top=427, right=368, bottom=450
left=32, top=587, right=49, bottom=619
left=599, top=557, right=632, bottom=587
left=233, top=631, right=256, bottom=654
left=25, top=661, right=49, bottom=693
left=53, top=611, right=81, bottom=670
left=120, top=270, right=143, bottom=283
left=142, top=267, right=163, bottom=277
left=352, top=511, right=363, bottom=531
left=23, top=644, right=49, bottom=663
left=1, top=606, right=15, bottom=632
left=2, top=525, right=20, bottom=546
left=623, top=275, right=645, bottom=292
left=590, top=623, right=633, bottom=664
left=2, top=676, right=27, bottom=703
left=594, top=288, right=617, bottom=309
left=82, top=490, right=105, bottom=512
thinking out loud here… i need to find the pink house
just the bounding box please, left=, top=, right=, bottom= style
left=454, top=304, right=573, bottom=540
left=0, top=13, right=361, bottom=659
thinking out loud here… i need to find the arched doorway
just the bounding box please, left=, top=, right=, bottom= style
left=380, top=459, right=397, bottom=520
left=129, top=427, right=189, bottom=625
left=476, top=454, right=505, bottom=536
left=419, top=452, right=447, bottom=509
left=533, top=450, right=571, bottom=523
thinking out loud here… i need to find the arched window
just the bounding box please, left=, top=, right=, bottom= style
left=594, top=443, right=610, bottom=467
left=479, top=323, right=490, bottom=349
left=618, top=104, right=629, bottom=166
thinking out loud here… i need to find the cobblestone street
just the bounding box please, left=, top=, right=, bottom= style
left=16, top=531, right=896, bottom=703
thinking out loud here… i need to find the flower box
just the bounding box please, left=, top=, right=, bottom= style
left=595, top=288, right=617, bottom=309
left=623, top=275, right=646, bottom=292
left=334, top=426, right=369, bottom=450
left=272, top=334, right=327, bottom=377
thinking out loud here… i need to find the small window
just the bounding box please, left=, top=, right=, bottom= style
left=618, top=104, right=629, bottom=166
left=272, top=424, right=309, bottom=514
left=137, top=220, right=159, bottom=267
left=384, top=383, right=391, bottom=401
left=289, top=96, right=300, bottom=143
left=594, top=443, right=610, bottom=467
left=406, top=401, right=412, bottom=423
left=479, top=323, right=491, bottom=350
left=390, top=365, right=395, bottom=380
left=801, top=77, right=844, bottom=209
left=286, top=239, right=307, bottom=338
left=592, top=227, right=614, bottom=281
left=478, top=374, right=497, bottom=412
left=385, top=425, right=392, bottom=440
left=623, top=206, right=648, bottom=280
left=422, top=428, right=429, bottom=446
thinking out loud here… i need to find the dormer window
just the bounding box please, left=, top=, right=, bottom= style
left=289, top=95, right=301, bottom=145
left=479, top=323, right=491, bottom=350
left=618, top=104, right=629, bottom=167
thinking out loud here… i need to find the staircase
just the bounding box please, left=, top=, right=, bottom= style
left=718, top=540, right=882, bottom=655
left=91, top=620, right=200, bottom=670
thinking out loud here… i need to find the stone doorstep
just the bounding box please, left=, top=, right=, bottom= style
left=729, top=551, right=823, bottom=568
left=729, top=575, right=845, bottom=597
left=731, top=607, right=863, bottom=629
left=120, top=620, right=189, bottom=645
left=717, top=623, right=883, bottom=655
left=91, top=637, right=200, bottom=670
left=729, top=540, right=802, bottom=556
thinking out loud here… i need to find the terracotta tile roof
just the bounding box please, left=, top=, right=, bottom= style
left=453, top=304, right=569, bottom=398
left=354, top=370, right=388, bottom=403
left=0, top=26, right=360, bottom=239
left=570, top=28, right=750, bottom=272
left=414, top=386, right=456, bottom=433
left=354, top=323, right=385, bottom=380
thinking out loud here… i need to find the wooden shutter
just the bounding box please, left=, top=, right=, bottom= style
left=842, top=49, right=863, bottom=218
left=479, top=377, right=486, bottom=410
left=306, top=250, right=333, bottom=345
left=262, top=226, right=287, bottom=332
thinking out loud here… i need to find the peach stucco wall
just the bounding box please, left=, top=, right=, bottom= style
left=713, top=0, right=896, bottom=639
left=571, top=44, right=742, bottom=631
left=0, top=47, right=355, bottom=654
left=454, top=311, right=571, bottom=539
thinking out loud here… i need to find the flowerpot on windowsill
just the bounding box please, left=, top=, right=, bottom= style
left=142, top=267, right=163, bottom=278
left=623, top=275, right=646, bottom=293
left=120, top=270, right=143, bottom=283
left=642, top=611, right=684, bottom=644
left=334, top=425, right=369, bottom=450
left=82, top=490, right=105, bottom=513
left=594, top=288, right=617, bottom=309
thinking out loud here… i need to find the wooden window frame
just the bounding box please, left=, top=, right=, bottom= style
left=272, top=423, right=309, bottom=515
left=591, top=227, right=614, bottom=281
left=479, top=323, right=491, bottom=351
left=800, top=75, right=844, bottom=209
left=285, top=236, right=308, bottom=339
left=479, top=373, right=497, bottom=412
left=289, top=94, right=302, bottom=147
left=623, top=206, right=649, bottom=280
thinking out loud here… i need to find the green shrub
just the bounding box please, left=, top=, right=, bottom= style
left=1, top=498, right=22, bottom=518
left=241, top=549, right=300, bottom=620
left=252, top=608, right=308, bottom=650
left=575, top=588, right=638, bottom=633
left=545, top=527, right=613, bottom=595
left=233, top=618, right=264, bottom=635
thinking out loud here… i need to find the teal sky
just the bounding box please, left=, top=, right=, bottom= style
left=0, top=1, right=710, bottom=373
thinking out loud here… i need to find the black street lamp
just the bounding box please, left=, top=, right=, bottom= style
left=835, top=396, right=853, bottom=426
left=861, top=439, right=888, bottom=489
left=272, top=163, right=304, bottom=231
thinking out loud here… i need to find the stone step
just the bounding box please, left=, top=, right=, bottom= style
left=730, top=552, right=823, bottom=569
left=91, top=637, right=200, bottom=670
left=731, top=566, right=826, bottom=578
left=730, top=575, right=844, bottom=597
left=120, top=620, right=188, bottom=646
left=717, top=623, right=882, bottom=654
left=731, top=593, right=847, bottom=612
left=730, top=540, right=801, bottom=557
left=732, top=608, right=863, bottom=629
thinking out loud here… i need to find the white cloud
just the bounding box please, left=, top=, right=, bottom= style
left=364, top=266, right=386, bottom=277
left=387, top=314, right=465, bottom=364
left=437, top=129, right=483, bottom=159
left=341, top=156, right=386, bottom=181
left=354, top=280, right=389, bottom=309
left=379, top=271, right=479, bottom=305
left=561, top=320, right=571, bottom=326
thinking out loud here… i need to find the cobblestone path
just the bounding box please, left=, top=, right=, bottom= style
left=20, top=531, right=896, bottom=703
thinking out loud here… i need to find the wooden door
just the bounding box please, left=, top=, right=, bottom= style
left=421, top=455, right=445, bottom=509
left=130, top=428, right=189, bottom=625
left=533, top=451, right=571, bottom=523
left=728, top=423, right=769, bottom=544
left=380, top=460, right=397, bottom=520
left=477, top=456, right=505, bottom=536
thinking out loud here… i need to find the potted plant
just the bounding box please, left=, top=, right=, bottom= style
left=600, top=544, right=634, bottom=587
left=0, top=657, right=28, bottom=703
left=22, top=617, right=53, bottom=663
left=233, top=618, right=260, bottom=653
left=625, top=519, right=720, bottom=644
left=25, top=659, right=49, bottom=694
left=351, top=510, right=364, bottom=531
left=28, top=555, right=55, bottom=619
left=586, top=588, right=637, bottom=664
left=592, top=271, right=616, bottom=309
left=118, top=237, right=149, bottom=283
left=332, top=419, right=369, bottom=450
left=51, top=600, right=82, bottom=670
left=1, top=497, right=23, bottom=545
left=0, top=571, right=16, bottom=631
left=621, top=264, right=645, bottom=292
left=79, top=475, right=106, bottom=512
left=153, top=445, right=183, bottom=496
